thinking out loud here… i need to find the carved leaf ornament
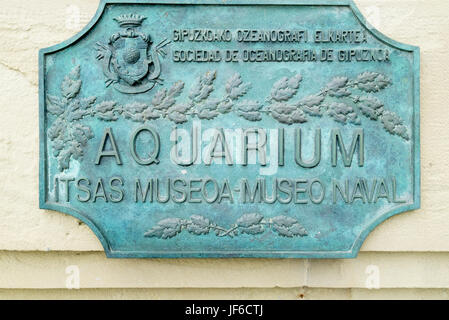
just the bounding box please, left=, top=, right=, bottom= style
left=144, top=213, right=308, bottom=239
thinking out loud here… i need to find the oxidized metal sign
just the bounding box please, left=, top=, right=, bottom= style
left=39, top=0, right=420, bottom=258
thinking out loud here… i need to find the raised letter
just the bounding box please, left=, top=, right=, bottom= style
left=205, top=128, right=233, bottom=165
left=95, top=128, right=122, bottom=165
left=242, top=128, right=267, bottom=166
left=130, top=126, right=160, bottom=165
left=331, top=129, right=364, bottom=167
left=295, top=128, right=321, bottom=168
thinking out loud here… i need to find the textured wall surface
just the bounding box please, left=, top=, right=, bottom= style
left=0, top=0, right=448, bottom=299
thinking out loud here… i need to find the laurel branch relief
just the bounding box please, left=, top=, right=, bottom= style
left=46, top=66, right=409, bottom=171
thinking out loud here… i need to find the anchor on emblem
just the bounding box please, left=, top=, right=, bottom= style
left=96, top=14, right=170, bottom=94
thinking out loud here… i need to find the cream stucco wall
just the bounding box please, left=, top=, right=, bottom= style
left=0, top=0, right=448, bottom=299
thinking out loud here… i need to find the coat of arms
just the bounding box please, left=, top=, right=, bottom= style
left=96, top=14, right=170, bottom=94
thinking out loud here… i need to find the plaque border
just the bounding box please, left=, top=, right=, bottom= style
left=39, top=0, right=420, bottom=258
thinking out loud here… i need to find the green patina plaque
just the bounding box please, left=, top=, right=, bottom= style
left=39, top=0, right=420, bottom=258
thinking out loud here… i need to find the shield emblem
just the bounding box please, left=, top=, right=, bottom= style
left=112, top=37, right=150, bottom=85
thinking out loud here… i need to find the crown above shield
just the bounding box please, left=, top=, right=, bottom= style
left=114, top=14, right=146, bottom=28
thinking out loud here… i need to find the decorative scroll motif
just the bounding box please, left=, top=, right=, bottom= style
left=96, top=14, right=170, bottom=94
left=144, top=213, right=308, bottom=239
left=46, top=66, right=409, bottom=171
